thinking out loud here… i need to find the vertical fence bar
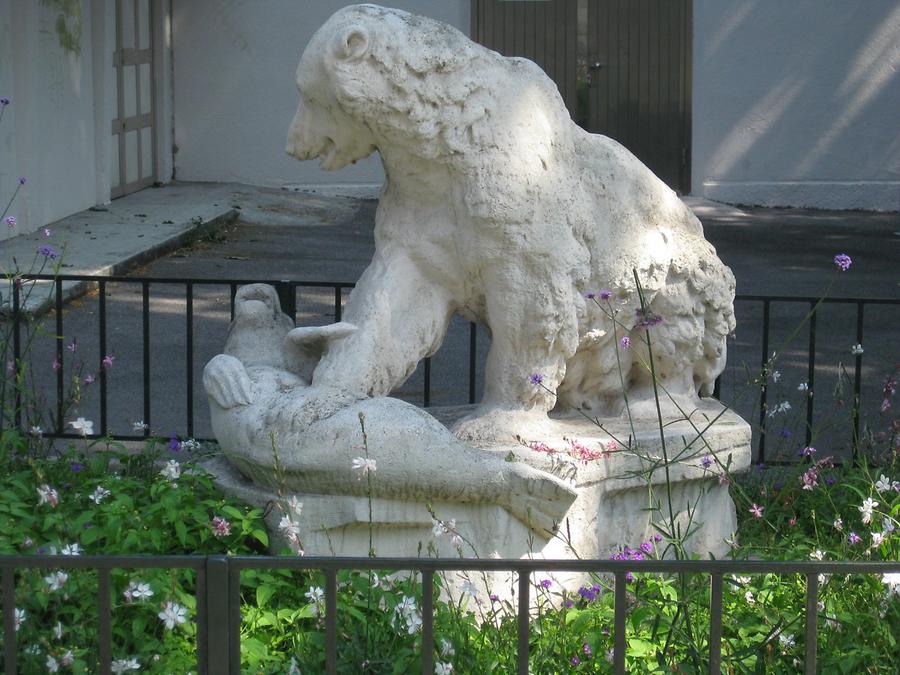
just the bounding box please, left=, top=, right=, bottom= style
left=141, top=282, right=151, bottom=435
left=757, top=299, right=771, bottom=463
left=12, top=283, right=21, bottom=429
left=229, top=283, right=237, bottom=321
left=517, top=570, right=530, bottom=675
left=3, top=567, right=16, bottom=675
left=228, top=565, right=241, bottom=675
left=423, top=358, right=431, bottom=408
left=98, top=281, right=108, bottom=436
left=186, top=283, right=194, bottom=438
left=334, top=286, right=343, bottom=322
left=614, top=572, right=626, bottom=675
left=852, top=302, right=864, bottom=463
left=275, top=281, right=296, bottom=322
left=98, top=567, right=111, bottom=675
left=421, top=570, right=434, bottom=675
left=805, top=302, right=816, bottom=446
left=709, top=573, right=723, bottom=673
left=205, top=557, right=230, bottom=674
left=468, top=323, right=477, bottom=404
left=325, top=568, right=338, bottom=674
left=55, top=277, right=64, bottom=434
left=804, top=573, right=818, bottom=674
left=196, top=565, right=208, bottom=674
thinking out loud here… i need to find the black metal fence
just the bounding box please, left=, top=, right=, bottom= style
left=4, top=274, right=899, bottom=463
left=1, top=554, right=897, bottom=675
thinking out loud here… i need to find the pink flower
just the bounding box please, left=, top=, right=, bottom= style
left=569, top=439, right=606, bottom=463
left=749, top=503, right=764, bottom=518
left=52, top=358, right=61, bottom=372
left=211, top=516, right=231, bottom=538
left=528, top=441, right=556, bottom=454
left=101, top=355, right=115, bottom=369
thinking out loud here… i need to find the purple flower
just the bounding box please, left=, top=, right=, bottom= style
left=848, top=532, right=861, bottom=545
left=571, top=656, right=580, bottom=666
left=5, top=215, right=15, bottom=228
left=101, top=355, right=114, bottom=369
left=800, top=446, right=816, bottom=457
left=69, top=462, right=83, bottom=473
left=634, top=308, right=663, bottom=329
left=625, top=572, right=635, bottom=583
left=37, top=244, right=59, bottom=259
left=18, top=177, right=26, bottom=185
left=780, top=428, right=793, bottom=438
left=620, top=336, right=631, bottom=349
left=563, top=599, right=574, bottom=608
left=599, top=289, right=612, bottom=300
left=489, top=594, right=499, bottom=602
left=825, top=475, right=836, bottom=486
left=833, top=253, right=852, bottom=271
left=582, top=643, right=592, bottom=656
left=584, top=292, right=596, bottom=299
left=578, top=586, right=598, bottom=602
left=540, top=579, right=552, bottom=589
left=83, top=374, right=95, bottom=386
left=701, top=454, right=712, bottom=469
left=0, top=97, right=10, bottom=105
left=639, top=541, right=653, bottom=555
left=529, top=373, right=544, bottom=385
left=168, top=434, right=180, bottom=452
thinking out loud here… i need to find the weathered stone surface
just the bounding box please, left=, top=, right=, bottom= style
left=204, top=4, right=747, bottom=578
left=285, top=4, right=736, bottom=443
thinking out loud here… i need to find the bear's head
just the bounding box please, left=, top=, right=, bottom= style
left=286, top=4, right=532, bottom=167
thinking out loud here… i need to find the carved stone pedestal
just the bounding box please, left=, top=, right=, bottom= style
left=206, top=399, right=750, bottom=600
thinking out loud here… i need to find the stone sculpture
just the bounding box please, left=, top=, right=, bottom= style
left=204, top=5, right=749, bottom=567
left=285, top=4, right=736, bottom=443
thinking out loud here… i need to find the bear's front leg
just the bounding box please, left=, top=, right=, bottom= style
left=452, top=266, right=580, bottom=443
left=311, top=249, right=456, bottom=399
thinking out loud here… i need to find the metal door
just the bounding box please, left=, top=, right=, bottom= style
left=472, top=0, right=692, bottom=193
left=111, top=0, right=156, bottom=198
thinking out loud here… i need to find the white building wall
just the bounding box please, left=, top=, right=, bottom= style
left=693, top=0, right=900, bottom=211
left=171, top=1, right=470, bottom=190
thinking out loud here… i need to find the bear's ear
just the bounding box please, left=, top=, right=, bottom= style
left=332, top=26, right=370, bottom=62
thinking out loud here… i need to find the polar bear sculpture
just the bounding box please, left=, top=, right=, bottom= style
left=286, top=4, right=736, bottom=442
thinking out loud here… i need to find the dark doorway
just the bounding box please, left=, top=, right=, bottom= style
left=472, top=0, right=692, bottom=193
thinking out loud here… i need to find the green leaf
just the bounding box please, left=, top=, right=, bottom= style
left=251, top=529, right=269, bottom=546
left=256, top=584, right=275, bottom=608
left=174, top=520, right=188, bottom=546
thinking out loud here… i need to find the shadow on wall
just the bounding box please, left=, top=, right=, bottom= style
left=694, top=0, right=900, bottom=209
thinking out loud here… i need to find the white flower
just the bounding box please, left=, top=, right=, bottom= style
left=394, top=596, right=422, bottom=634
left=159, top=459, right=181, bottom=481
left=883, top=516, right=896, bottom=534
left=29, top=426, right=43, bottom=436
left=60, top=650, right=74, bottom=666
left=810, top=550, right=825, bottom=561
left=279, top=515, right=301, bottom=539
left=850, top=344, right=864, bottom=355
left=44, top=571, right=68, bottom=591
left=287, top=657, right=301, bottom=675
left=287, top=495, right=303, bottom=518
left=157, top=601, right=188, bottom=630
left=89, top=486, right=111, bottom=504
left=797, top=382, right=809, bottom=392
left=771, top=370, right=781, bottom=382
left=871, top=531, right=886, bottom=548
left=439, top=638, right=455, bottom=657
left=124, top=581, right=153, bottom=603
left=46, top=655, right=59, bottom=673
left=53, top=621, right=64, bottom=640
left=61, top=543, right=82, bottom=556
left=459, top=579, right=479, bottom=597
left=875, top=474, right=892, bottom=493
left=766, top=401, right=791, bottom=417
left=435, top=663, right=453, bottom=675
left=351, top=456, right=377, bottom=477
left=69, top=417, right=94, bottom=436
left=605, top=649, right=615, bottom=664
left=732, top=575, right=751, bottom=586
left=883, top=573, right=900, bottom=596
left=432, top=519, right=446, bottom=537
left=37, top=484, right=59, bottom=507
left=111, top=657, right=140, bottom=673
left=778, top=633, right=796, bottom=650
left=14, top=608, right=25, bottom=631
left=305, top=586, right=324, bottom=605
left=180, top=438, right=201, bottom=451
left=744, top=590, right=755, bottom=605
left=132, top=420, right=149, bottom=432
left=833, top=517, right=843, bottom=531
left=859, top=497, right=879, bottom=525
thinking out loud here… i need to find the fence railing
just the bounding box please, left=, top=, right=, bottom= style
left=4, top=274, right=899, bottom=463
left=1, top=554, right=897, bottom=675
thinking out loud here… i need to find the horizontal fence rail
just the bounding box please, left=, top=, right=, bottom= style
left=2, top=274, right=898, bottom=463
left=1, top=554, right=897, bottom=675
